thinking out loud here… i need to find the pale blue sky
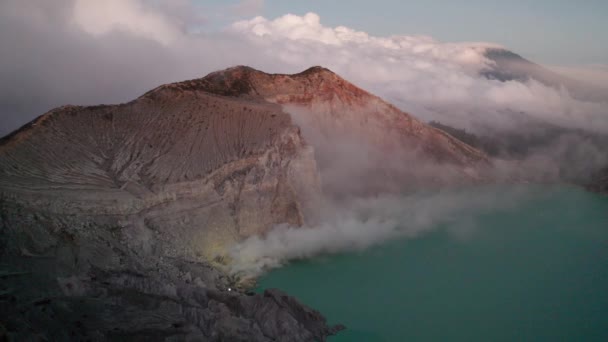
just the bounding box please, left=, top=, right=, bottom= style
left=201, top=0, right=607, bottom=65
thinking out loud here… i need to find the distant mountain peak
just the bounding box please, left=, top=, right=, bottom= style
left=483, top=48, right=527, bottom=62
left=480, top=48, right=606, bottom=102
left=480, top=48, right=537, bottom=82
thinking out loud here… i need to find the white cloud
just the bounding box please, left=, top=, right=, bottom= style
left=72, top=0, right=182, bottom=45
left=230, top=13, right=608, bottom=134
left=0, top=4, right=606, bottom=138
left=549, top=64, right=608, bottom=90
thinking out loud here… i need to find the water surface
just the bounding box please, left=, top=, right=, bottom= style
left=257, top=185, right=608, bottom=341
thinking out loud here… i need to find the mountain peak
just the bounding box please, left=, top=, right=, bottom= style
left=141, top=65, right=363, bottom=101
left=217, top=65, right=335, bottom=78
left=294, top=66, right=335, bottom=76
left=483, top=48, right=526, bottom=62
left=203, top=65, right=363, bottom=99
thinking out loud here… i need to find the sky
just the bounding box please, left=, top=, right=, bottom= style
left=201, top=0, right=608, bottom=65
left=0, top=0, right=606, bottom=137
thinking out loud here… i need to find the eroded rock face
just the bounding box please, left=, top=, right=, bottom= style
left=0, top=75, right=331, bottom=340
left=0, top=88, right=320, bottom=258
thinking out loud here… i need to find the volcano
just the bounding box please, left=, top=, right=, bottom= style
left=0, top=66, right=488, bottom=341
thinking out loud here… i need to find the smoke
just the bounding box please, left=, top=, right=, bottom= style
left=499, top=133, right=608, bottom=182
left=228, top=185, right=537, bottom=276
left=284, top=104, right=478, bottom=196
left=549, top=64, right=608, bottom=91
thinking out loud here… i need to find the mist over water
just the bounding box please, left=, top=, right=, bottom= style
left=228, top=98, right=608, bottom=277
left=256, top=185, right=608, bottom=341
left=228, top=99, right=607, bottom=276
left=230, top=185, right=539, bottom=276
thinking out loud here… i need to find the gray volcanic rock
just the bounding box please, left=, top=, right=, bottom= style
left=0, top=84, right=320, bottom=259
left=0, top=70, right=334, bottom=340
left=0, top=208, right=342, bottom=340
left=0, top=202, right=342, bottom=341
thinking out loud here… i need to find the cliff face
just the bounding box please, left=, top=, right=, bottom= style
left=0, top=87, right=320, bottom=259
left=0, top=74, right=332, bottom=340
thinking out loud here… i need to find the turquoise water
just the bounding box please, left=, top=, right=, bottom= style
left=257, top=185, right=608, bottom=341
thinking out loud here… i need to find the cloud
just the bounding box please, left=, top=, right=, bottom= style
left=0, top=0, right=250, bottom=136
left=228, top=185, right=536, bottom=276
left=230, top=13, right=608, bottom=135
left=232, top=13, right=496, bottom=75
left=72, top=0, right=182, bottom=45
left=548, top=64, right=608, bottom=90
left=0, top=5, right=606, bottom=151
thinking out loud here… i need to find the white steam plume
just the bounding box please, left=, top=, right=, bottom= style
left=228, top=186, right=539, bottom=276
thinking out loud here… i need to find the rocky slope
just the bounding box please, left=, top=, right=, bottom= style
left=0, top=73, right=335, bottom=340
left=165, top=66, right=490, bottom=194
left=0, top=66, right=488, bottom=340
left=0, top=85, right=320, bottom=258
